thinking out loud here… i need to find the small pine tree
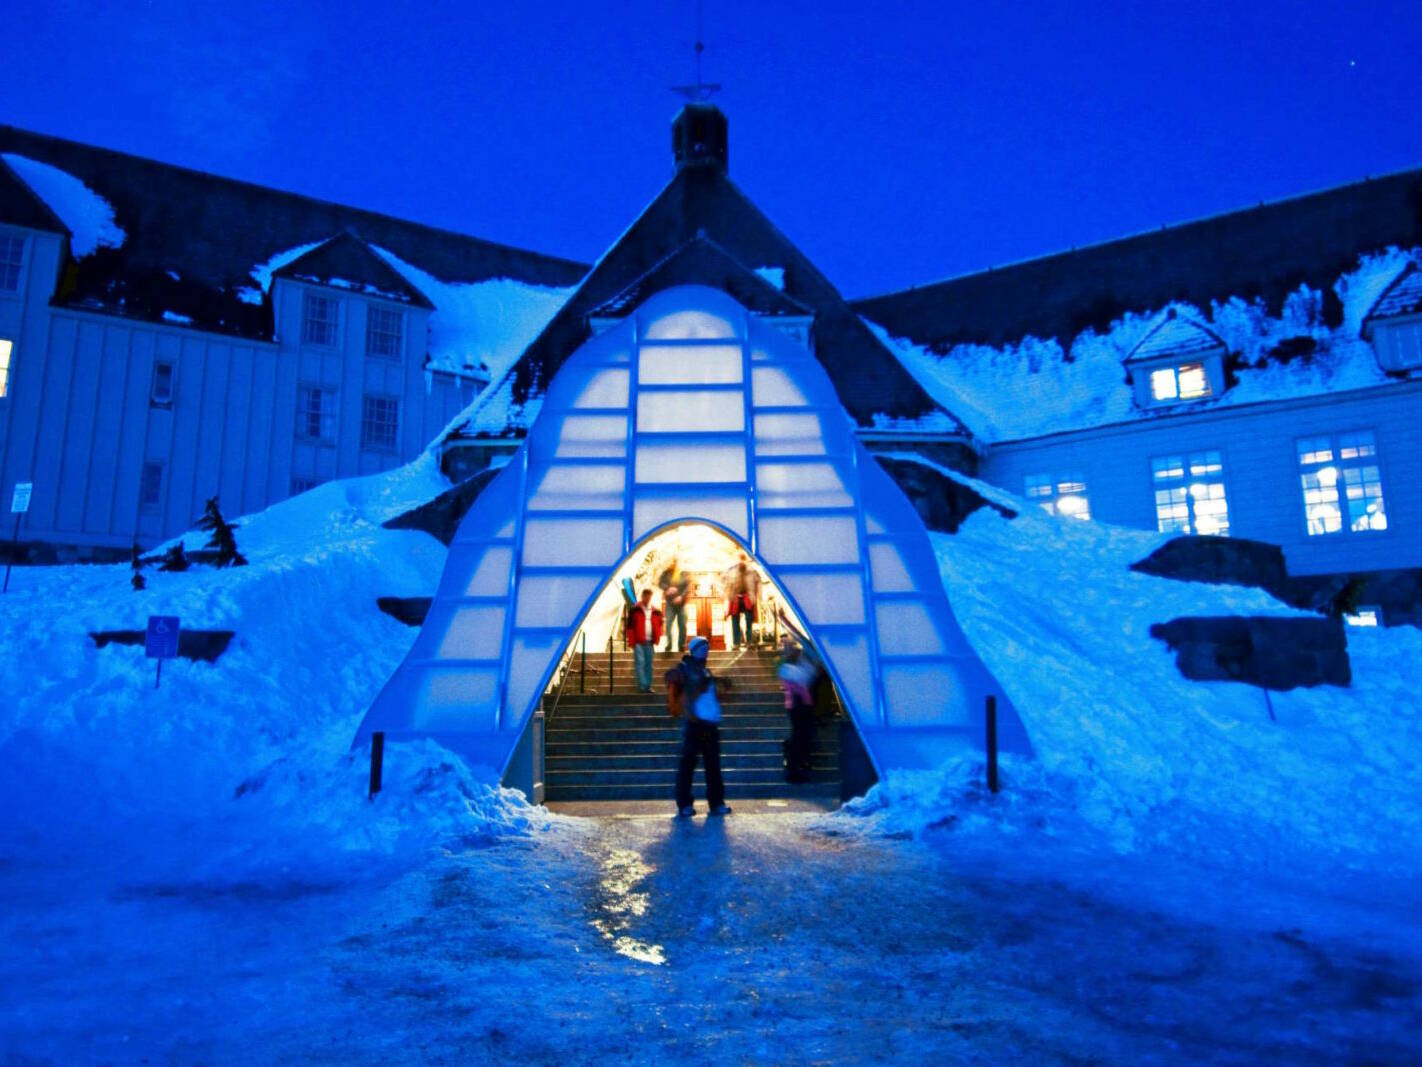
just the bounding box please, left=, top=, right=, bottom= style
left=197, top=496, right=246, bottom=568
left=158, top=542, right=189, bottom=572
left=130, top=540, right=146, bottom=591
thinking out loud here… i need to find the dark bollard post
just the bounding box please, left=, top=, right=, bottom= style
left=986, top=695, right=999, bottom=794
left=368, top=731, right=385, bottom=800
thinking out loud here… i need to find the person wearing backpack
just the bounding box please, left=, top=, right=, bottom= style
left=665, top=636, right=733, bottom=818
left=626, top=588, right=664, bottom=693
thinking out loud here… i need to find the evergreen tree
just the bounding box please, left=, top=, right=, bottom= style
left=158, top=542, right=189, bottom=572
left=129, top=541, right=146, bottom=591
left=197, top=496, right=247, bottom=567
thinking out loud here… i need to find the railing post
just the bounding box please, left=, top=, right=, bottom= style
left=369, top=731, right=385, bottom=800
left=608, top=633, right=615, bottom=694
left=985, top=696, right=999, bottom=794
left=580, top=631, right=587, bottom=694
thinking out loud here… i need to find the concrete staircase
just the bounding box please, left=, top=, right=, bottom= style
left=543, top=647, right=842, bottom=802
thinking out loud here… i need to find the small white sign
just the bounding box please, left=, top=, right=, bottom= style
left=10, top=482, right=32, bottom=514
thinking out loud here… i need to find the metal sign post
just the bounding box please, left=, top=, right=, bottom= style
left=3, top=482, right=32, bottom=594
left=145, top=615, right=181, bottom=689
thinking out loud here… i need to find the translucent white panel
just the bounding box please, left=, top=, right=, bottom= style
left=635, top=442, right=745, bottom=483
left=552, top=414, right=627, bottom=459
left=869, top=542, right=914, bottom=592
left=506, top=633, right=565, bottom=728
left=411, top=667, right=499, bottom=733
left=875, top=602, right=946, bottom=656
left=570, top=367, right=629, bottom=408
left=757, top=515, right=859, bottom=564
left=514, top=574, right=602, bottom=628
left=753, top=412, right=827, bottom=456
left=883, top=664, right=972, bottom=728
left=427, top=605, right=505, bottom=660
left=521, top=517, right=623, bottom=567
left=755, top=462, right=853, bottom=510
left=633, top=494, right=748, bottom=542
left=493, top=516, right=516, bottom=538
left=819, top=632, right=875, bottom=722
left=638, top=390, right=745, bottom=433
left=864, top=513, right=887, bottom=535
left=642, top=309, right=736, bottom=340
left=778, top=571, right=865, bottom=626
left=439, top=545, right=512, bottom=598
left=527, top=464, right=624, bottom=511
left=638, top=344, right=743, bottom=385
left=752, top=366, right=808, bottom=407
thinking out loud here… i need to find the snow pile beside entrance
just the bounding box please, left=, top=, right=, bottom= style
left=3, top=153, right=127, bottom=257
left=840, top=469, right=1422, bottom=872
left=0, top=459, right=568, bottom=882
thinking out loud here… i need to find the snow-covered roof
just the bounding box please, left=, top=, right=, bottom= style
left=1363, top=265, right=1422, bottom=329
left=1124, top=311, right=1225, bottom=364
left=2, top=153, right=125, bottom=257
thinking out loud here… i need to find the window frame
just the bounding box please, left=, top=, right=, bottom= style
left=360, top=393, right=401, bottom=454
left=1023, top=471, right=1092, bottom=521
left=1151, top=449, right=1231, bottom=537
left=301, top=290, right=340, bottom=348
left=365, top=304, right=404, bottom=360
left=150, top=360, right=175, bottom=407
left=139, top=461, right=164, bottom=510
left=1296, top=430, right=1389, bottom=538
left=0, top=233, right=25, bottom=294
left=1148, top=361, right=1213, bottom=404
left=0, top=338, right=12, bottom=399
left=295, top=383, right=338, bottom=443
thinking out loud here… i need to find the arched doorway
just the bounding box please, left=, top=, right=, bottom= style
left=353, top=285, right=1030, bottom=791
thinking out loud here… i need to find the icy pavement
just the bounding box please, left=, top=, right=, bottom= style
left=4, top=812, right=1420, bottom=1064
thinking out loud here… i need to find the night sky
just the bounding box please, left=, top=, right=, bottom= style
left=5, top=1, right=1419, bottom=296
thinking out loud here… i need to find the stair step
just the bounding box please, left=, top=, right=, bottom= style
left=546, top=739, right=838, bottom=756
left=544, top=769, right=840, bottom=788
left=543, top=781, right=841, bottom=802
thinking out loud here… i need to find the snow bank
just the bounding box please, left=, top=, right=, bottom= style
left=869, top=248, right=1420, bottom=443
left=0, top=459, right=571, bottom=883
left=835, top=471, right=1422, bottom=875
left=3, top=153, right=126, bottom=257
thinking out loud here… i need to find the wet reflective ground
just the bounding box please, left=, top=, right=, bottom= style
left=4, top=814, right=1421, bottom=1063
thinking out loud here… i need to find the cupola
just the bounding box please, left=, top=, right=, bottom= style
left=672, top=103, right=728, bottom=172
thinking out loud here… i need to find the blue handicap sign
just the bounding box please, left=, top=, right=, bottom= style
left=145, top=616, right=181, bottom=659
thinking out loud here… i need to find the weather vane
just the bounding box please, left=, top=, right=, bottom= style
left=672, top=2, right=720, bottom=102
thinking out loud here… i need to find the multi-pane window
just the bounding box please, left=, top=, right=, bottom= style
left=366, top=306, right=403, bottom=359
left=1024, top=472, right=1091, bottom=520
left=290, top=476, right=321, bottom=496
left=302, top=292, right=338, bottom=347
left=0, top=338, right=12, bottom=398
left=1149, top=362, right=1211, bottom=402
left=0, top=235, right=24, bottom=292
left=1298, top=432, right=1388, bottom=536
left=361, top=394, right=400, bottom=452
left=139, top=462, right=163, bottom=509
left=1152, top=451, right=1230, bottom=536
left=296, top=385, right=337, bottom=441
left=151, top=361, right=174, bottom=406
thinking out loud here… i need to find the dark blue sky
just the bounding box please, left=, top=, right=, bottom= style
left=5, top=1, right=1419, bottom=296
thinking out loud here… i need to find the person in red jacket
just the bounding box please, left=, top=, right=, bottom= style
left=626, top=588, right=664, bottom=692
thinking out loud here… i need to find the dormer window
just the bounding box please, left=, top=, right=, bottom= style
left=302, top=292, right=338, bottom=347
left=1361, top=265, right=1422, bottom=372
left=1128, top=311, right=1226, bottom=408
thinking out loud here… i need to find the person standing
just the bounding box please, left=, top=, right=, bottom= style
left=722, top=553, right=761, bottom=649
left=626, top=588, right=663, bottom=693
left=658, top=557, right=690, bottom=653
left=665, top=636, right=732, bottom=817
left=777, top=638, right=819, bottom=783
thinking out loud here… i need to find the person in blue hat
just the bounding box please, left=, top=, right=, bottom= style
left=664, top=635, right=732, bottom=817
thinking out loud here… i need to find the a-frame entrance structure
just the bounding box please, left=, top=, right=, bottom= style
left=354, top=287, right=1030, bottom=781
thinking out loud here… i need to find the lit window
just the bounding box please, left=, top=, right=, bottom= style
left=1024, top=472, right=1091, bottom=520
left=1344, top=608, right=1380, bottom=628
left=361, top=394, right=399, bottom=452
left=0, top=338, right=12, bottom=398
left=302, top=292, right=338, bottom=347
left=1153, top=451, right=1229, bottom=536
left=366, top=306, right=403, bottom=359
left=1149, top=362, right=1212, bottom=402
left=151, top=361, right=174, bottom=406
left=140, top=462, right=163, bottom=509
left=0, top=235, right=23, bottom=292
left=1298, top=431, right=1387, bottom=536
left=296, top=385, right=337, bottom=441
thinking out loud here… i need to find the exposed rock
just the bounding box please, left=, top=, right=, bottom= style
left=1131, top=535, right=1289, bottom=593
left=382, top=467, right=500, bottom=546
left=1149, top=616, right=1350, bottom=690
left=377, top=596, right=431, bottom=627
left=89, top=630, right=236, bottom=663
left=875, top=456, right=1016, bottom=534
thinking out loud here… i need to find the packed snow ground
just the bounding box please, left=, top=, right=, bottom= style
left=2, top=458, right=1420, bottom=1061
